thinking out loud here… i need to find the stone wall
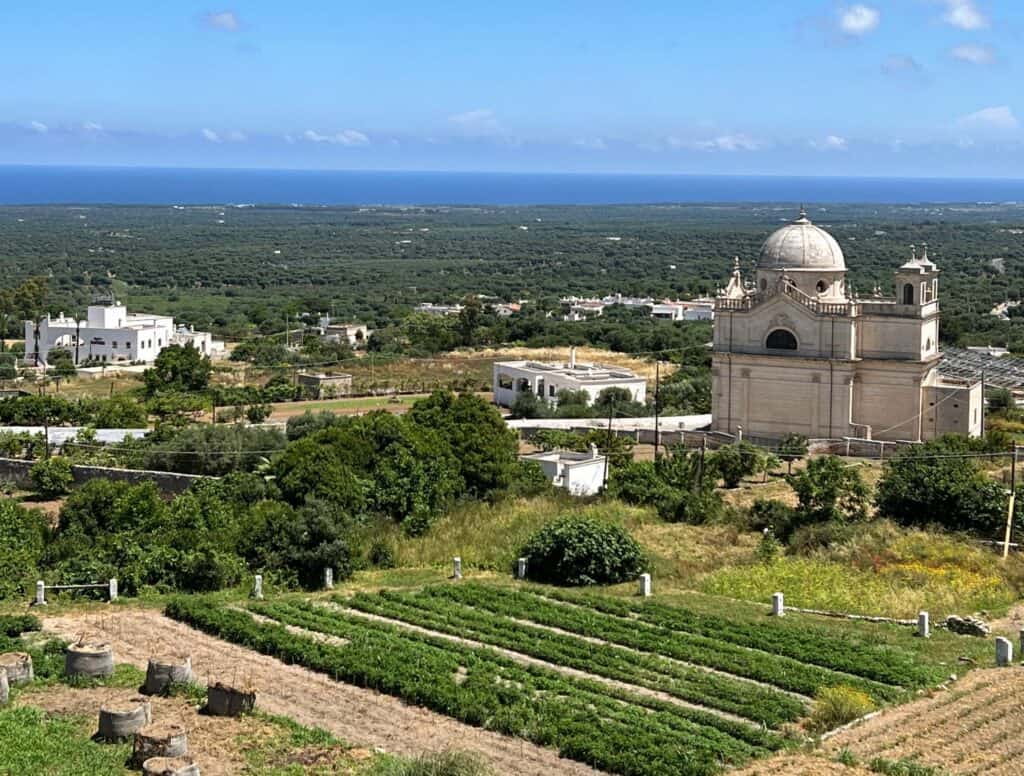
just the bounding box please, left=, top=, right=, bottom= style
left=0, top=458, right=211, bottom=495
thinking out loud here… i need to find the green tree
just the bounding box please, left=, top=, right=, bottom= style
left=0, top=500, right=48, bottom=597
left=143, top=344, right=212, bottom=395
left=988, top=387, right=1015, bottom=413
left=29, top=457, right=74, bottom=498
left=777, top=433, right=809, bottom=475
left=710, top=442, right=767, bottom=488
left=519, top=516, right=646, bottom=586
left=786, top=456, right=870, bottom=530
left=456, top=294, right=483, bottom=346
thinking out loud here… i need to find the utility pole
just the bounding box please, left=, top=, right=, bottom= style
left=697, top=435, right=707, bottom=496
left=74, top=317, right=81, bottom=366
left=1003, top=444, right=1018, bottom=559
left=653, top=360, right=661, bottom=461
left=981, top=368, right=986, bottom=437
left=603, top=398, right=615, bottom=488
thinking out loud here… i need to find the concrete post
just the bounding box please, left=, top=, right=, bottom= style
left=771, top=592, right=784, bottom=617
left=917, top=611, right=929, bottom=638
left=34, top=581, right=46, bottom=606
left=324, top=567, right=334, bottom=590
left=1019, top=627, right=1024, bottom=658
left=108, top=578, right=118, bottom=602
left=452, top=557, right=462, bottom=580
left=252, top=574, right=264, bottom=600
left=516, top=557, right=527, bottom=580
left=996, top=636, right=1013, bottom=666
left=639, top=573, right=652, bottom=597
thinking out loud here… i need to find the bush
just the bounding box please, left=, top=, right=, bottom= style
left=786, top=456, right=870, bottom=531
left=386, top=751, right=492, bottom=776
left=506, top=460, right=552, bottom=498
left=807, top=685, right=875, bottom=735
left=0, top=500, right=48, bottom=598
left=519, top=516, right=646, bottom=586
left=711, top=442, right=766, bottom=488
left=29, top=457, right=74, bottom=498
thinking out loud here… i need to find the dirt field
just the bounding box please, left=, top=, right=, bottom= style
left=43, top=609, right=601, bottom=776
left=824, top=666, right=1024, bottom=775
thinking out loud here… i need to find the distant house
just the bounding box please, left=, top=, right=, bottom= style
left=521, top=445, right=606, bottom=496
left=492, top=348, right=646, bottom=408
left=415, top=302, right=464, bottom=317
left=651, top=298, right=716, bottom=321
left=297, top=372, right=353, bottom=399
left=318, top=318, right=370, bottom=347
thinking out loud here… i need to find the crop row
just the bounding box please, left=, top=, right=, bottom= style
left=419, top=584, right=902, bottom=701
left=533, top=587, right=934, bottom=687
left=164, top=597, right=784, bottom=776
left=344, top=589, right=805, bottom=726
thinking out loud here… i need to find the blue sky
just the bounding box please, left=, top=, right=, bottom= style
left=3, top=1, right=1024, bottom=176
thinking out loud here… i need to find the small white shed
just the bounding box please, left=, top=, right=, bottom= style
left=520, top=445, right=606, bottom=496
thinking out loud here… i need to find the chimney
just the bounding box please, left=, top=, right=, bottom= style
left=569, top=347, right=577, bottom=369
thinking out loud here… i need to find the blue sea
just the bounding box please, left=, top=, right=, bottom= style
left=0, top=165, right=1022, bottom=206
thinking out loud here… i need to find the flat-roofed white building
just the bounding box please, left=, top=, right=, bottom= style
left=651, top=299, right=716, bottom=321
left=521, top=446, right=606, bottom=496
left=26, top=302, right=215, bottom=367
left=493, top=349, right=647, bottom=408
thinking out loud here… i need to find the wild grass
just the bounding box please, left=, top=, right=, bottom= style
left=0, top=705, right=129, bottom=775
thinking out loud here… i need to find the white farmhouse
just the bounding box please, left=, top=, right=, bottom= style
left=26, top=302, right=215, bottom=367
left=521, top=446, right=606, bottom=496
left=493, top=349, right=647, bottom=408
left=651, top=299, right=716, bottom=321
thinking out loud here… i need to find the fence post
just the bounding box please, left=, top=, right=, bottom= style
left=996, top=636, right=1013, bottom=666
left=917, top=611, right=929, bottom=638
left=324, top=567, right=334, bottom=590
left=452, top=557, right=463, bottom=580
left=252, top=574, right=264, bottom=600
left=34, top=580, right=46, bottom=606
left=771, top=592, right=785, bottom=617
left=1019, top=627, right=1024, bottom=658
left=108, top=578, right=118, bottom=602
left=516, top=558, right=527, bottom=580
left=639, top=573, right=652, bottom=597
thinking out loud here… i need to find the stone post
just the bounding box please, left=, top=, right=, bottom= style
left=771, top=592, right=784, bottom=617
left=996, top=636, right=1013, bottom=666
left=252, top=574, right=263, bottom=600
left=516, top=558, right=527, bottom=580
left=34, top=581, right=46, bottom=606
left=639, top=573, right=652, bottom=598
left=452, top=557, right=462, bottom=580
left=108, top=578, right=118, bottom=602
left=324, top=567, right=334, bottom=590
left=917, top=611, right=929, bottom=638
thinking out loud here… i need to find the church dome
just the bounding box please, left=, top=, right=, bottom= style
left=757, top=208, right=845, bottom=271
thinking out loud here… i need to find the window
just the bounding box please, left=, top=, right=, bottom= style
left=759, top=278, right=767, bottom=291
left=903, top=283, right=914, bottom=305
left=765, top=329, right=797, bottom=350
left=497, top=374, right=513, bottom=390
left=549, top=385, right=555, bottom=397
left=111, top=340, right=118, bottom=348
left=816, top=279, right=828, bottom=294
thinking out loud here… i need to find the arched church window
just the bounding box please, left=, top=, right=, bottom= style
left=766, top=329, right=798, bottom=350
left=816, top=279, right=828, bottom=294
left=902, top=283, right=914, bottom=305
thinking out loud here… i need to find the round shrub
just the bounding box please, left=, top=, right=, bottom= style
left=519, top=516, right=646, bottom=586
left=29, top=456, right=74, bottom=498
left=807, top=685, right=875, bottom=735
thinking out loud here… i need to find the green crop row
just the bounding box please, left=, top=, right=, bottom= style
left=344, top=589, right=805, bottom=727
left=164, top=597, right=784, bottom=776
left=533, top=587, right=933, bottom=687
left=419, top=584, right=902, bottom=701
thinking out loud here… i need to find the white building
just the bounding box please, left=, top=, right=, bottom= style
left=712, top=208, right=982, bottom=442
left=26, top=302, right=215, bottom=367
left=416, top=302, right=464, bottom=316
left=521, top=446, right=606, bottom=496
left=317, top=317, right=370, bottom=347
left=493, top=349, right=647, bottom=408
left=651, top=299, right=716, bottom=321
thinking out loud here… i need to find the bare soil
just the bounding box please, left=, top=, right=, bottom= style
left=43, top=609, right=602, bottom=776
left=824, top=666, right=1024, bottom=775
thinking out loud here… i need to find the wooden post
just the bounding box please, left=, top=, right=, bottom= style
left=1003, top=445, right=1018, bottom=559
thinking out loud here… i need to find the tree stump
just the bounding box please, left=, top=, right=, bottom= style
left=144, top=655, right=193, bottom=695
left=131, top=722, right=188, bottom=767
left=97, top=696, right=152, bottom=742
left=205, top=682, right=255, bottom=717
left=0, top=669, right=8, bottom=706
left=141, top=756, right=200, bottom=776
left=0, top=652, right=33, bottom=685
left=65, top=640, right=114, bottom=678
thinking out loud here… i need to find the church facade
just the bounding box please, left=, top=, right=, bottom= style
left=711, top=209, right=982, bottom=442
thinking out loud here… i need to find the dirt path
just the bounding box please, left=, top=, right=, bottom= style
left=43, top=609, right=603, bottom=776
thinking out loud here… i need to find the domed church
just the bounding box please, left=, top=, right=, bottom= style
left=711, top=208, right=982, bottom=442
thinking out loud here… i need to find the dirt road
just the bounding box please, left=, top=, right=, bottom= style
left=43, top=609, right=602, bottom=776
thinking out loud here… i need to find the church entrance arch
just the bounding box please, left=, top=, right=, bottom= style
left=765, top=329, right=798, bottom=350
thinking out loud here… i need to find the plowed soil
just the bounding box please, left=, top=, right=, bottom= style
left=43, top=609, right=601, bottom=776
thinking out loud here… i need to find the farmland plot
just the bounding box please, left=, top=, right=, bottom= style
left=166, top=583, right=956, bottom=776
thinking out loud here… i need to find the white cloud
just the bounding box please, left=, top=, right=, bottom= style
left=572, top=137, right=608, bottom=151
left=811, top=135, right=849, bottom=151
left=81, top=121, right=103, bottom=132
left=943, top=0, right=988, bottom=30
left=29, top=121, right=48, bottom=134
left=201, top=128, right=222, bottom=143
left=957, top=105, right=1019, bottom=130
left=951, top=43, right=995, bottom=64
left=302, top=129, right=369, bottom=146
left=839, top=4, right=880, bottom=36
left=203, top=11, right=242, bottom=31
left=673, top=134, right=763, bottom=152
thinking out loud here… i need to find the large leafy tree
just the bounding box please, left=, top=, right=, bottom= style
left=786, top=455, right=870, bottom=527
left=143, top=344, right=212, bottom=395
left=408, top=390, right=518, bottom=498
